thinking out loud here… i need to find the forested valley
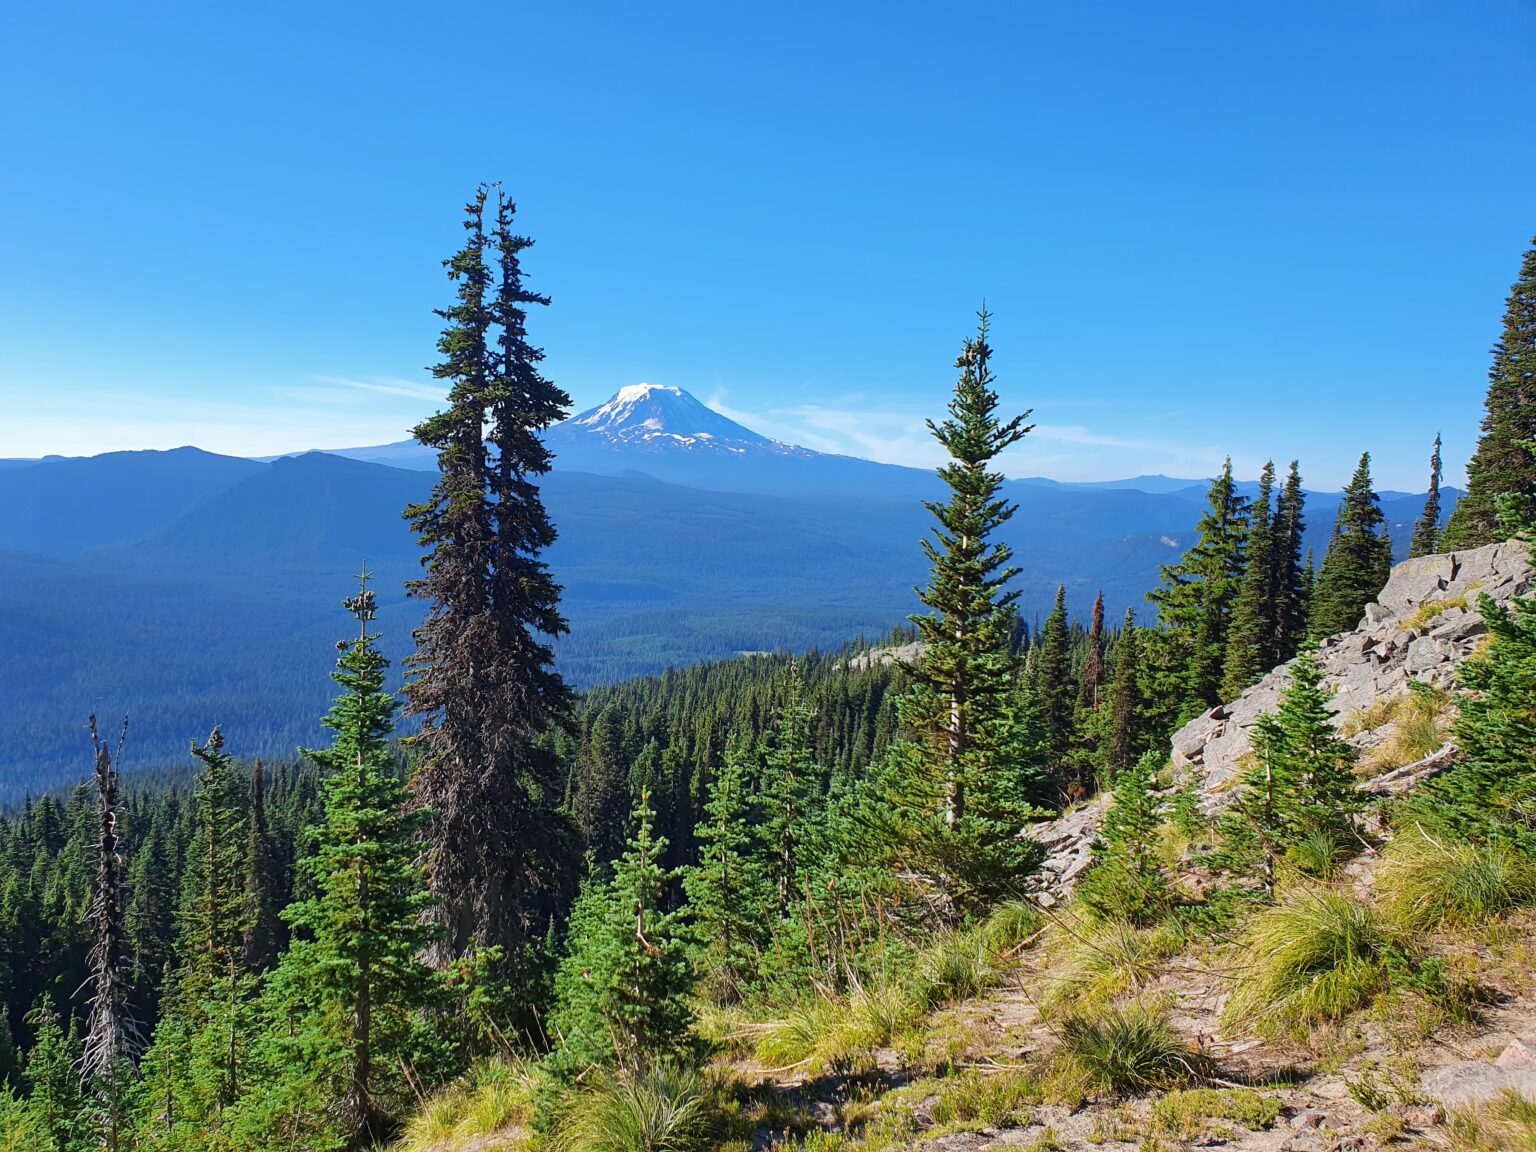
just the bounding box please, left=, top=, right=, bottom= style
left=2, top=193, right=1535, bottom=1152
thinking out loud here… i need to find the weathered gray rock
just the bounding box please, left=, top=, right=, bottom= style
left=1421, top=1060, right=1536, bottom=1107
left=1170, top=541, right=1532, bottom=813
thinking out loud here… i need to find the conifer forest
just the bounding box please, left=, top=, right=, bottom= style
left=4, top=174, right=1536, bottom=1151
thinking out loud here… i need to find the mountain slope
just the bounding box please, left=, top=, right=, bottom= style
left=0, top=446, right=263, bottom=554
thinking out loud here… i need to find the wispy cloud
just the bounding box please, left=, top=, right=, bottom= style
left=706, top=389, right=1234, bottom=481
left=308, top=375, right=447, bottom=402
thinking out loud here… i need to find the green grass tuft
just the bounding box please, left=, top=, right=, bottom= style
left=1448, top=1088, right=1536, bottom=1151
left=1222, top=890, right=1399, bottom=1035
left=1377, top=829, right=1536, bottom=930
left=1051, top=1002, right=1207, bottom=1098
left=553, top=1063, right=719, bottom=1152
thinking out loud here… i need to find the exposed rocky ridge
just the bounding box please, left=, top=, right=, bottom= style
left=1171, top=540, right=1531, bottom=801
left=1028, top=540, right=1534, bottom=904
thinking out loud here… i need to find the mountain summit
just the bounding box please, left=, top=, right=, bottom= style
left=556, top=383, right=811, bottom=458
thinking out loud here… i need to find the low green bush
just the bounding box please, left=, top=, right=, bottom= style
left=1052, top=1002, right=1207, bottom=1097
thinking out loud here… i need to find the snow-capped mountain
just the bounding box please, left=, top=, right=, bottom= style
left=554, top=383, right=813, bottom=458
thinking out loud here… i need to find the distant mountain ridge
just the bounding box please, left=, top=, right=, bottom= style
left=0, top=388, right=1456, bottom=792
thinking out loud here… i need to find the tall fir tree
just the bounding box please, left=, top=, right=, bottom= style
left=758, top=663, right=819, bottom=919
left=1442, top=239, right=1536, bottom=549
left=405, top=185, right=578, bottom=966
left=682, top=749, right=772, bottom=1002
left=1309, top=452, right=1393, bottom=639
left=1410, top=433, right=1444, bottom=558
left=549, top=792, right=693, bottom=1075
left=139, top=727, right=257, bottom=1144
left=1098, top=609, right=1149, bottom=783
left=81, top=717, right=137, bottom=1152
left=1221, top=460, right=1277, bottom=699
left=1147, top=458, right=1249, bottom=721
left=1271, top=461, right=1309, bottom=664
left=239, top=576, right=440, bottom=1149
left=862, top=312, right=1047, bottom=913
left=242, top=760, right=281, bottom=973
left=1076, top=591, right=1107, bottom=713
left=1033, top=584, right=1076, bottom=788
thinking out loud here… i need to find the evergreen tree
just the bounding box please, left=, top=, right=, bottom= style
left=242, top=760, right=281, bottom=973
left=1148, top=458, right=1249, bottom=719
left=125, top=818, right=174, bottom=1030
left=81, top=717, right=137, bottom=1152
left=862, top=313, right=1048, bottom=913
left=1218, top=654, right=1357, bottom=895
left=549, top=792, right=693, bottom=1075
left=1272, top=461, right=1309, bottom=664
left=1410, top=433, right=1444, bottom=558
left=139, top=727, right=257, bottom=1142
left=1414, top=593, right=1536, bottom=849
left=239, top=576, right=440, bottom=1149
left=23, top=997, right=85, bottom=1152
left=406, top=185, right=578, bottom=966
left=1076, top=591, right=1107, bottom=713
left=1099, top=610, right=1148, bottom=782
left=1033, top=585, right=1075, bottom=783
left=1077, top=751, right=1170, bottom=925
left=758, top=663, right=819, bottom=919
left=1222, top=460, right=1277, bottom=699
left=1309, top=453, right=1393, bottom=638
left=1442, top=239, right=1536, bottom=549
left=682, top=749, right=772, bottom=1002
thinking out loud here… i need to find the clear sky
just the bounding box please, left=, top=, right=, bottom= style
left=1, top=1, right=1532, bottom=488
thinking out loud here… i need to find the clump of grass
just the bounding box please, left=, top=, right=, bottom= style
left=751, top=979, right=919, bottom=1076
left=1405, top=592, right=1472, bottom=632
left=396, top=1058, right=540, bottom=1151
left=1050, top=1002, right=1207, bottom=1098
left=1042, top=919, right=1182, bottom=1014
left=553, top=1063, right=719, bottom=1152
left=1149, top=1087, right=1282, bottom=1141
left=1339, top=696, right=1399, bottom=738
left=1360, top=682, right=1452, bottom=776
left=980, top=898, right=1043, bottom=953
left=1377, top=829, right=1536, bottom=930
left=1222, top=890, right=1399, bottom=1035
left=1448, top=1088, right=1536, bottom=1152
left=1287, top=827, right=1355, bottom=880
left=926, top=1069, right=1038, bottom=1129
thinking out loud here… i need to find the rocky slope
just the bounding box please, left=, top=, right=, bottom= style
left=1031, top=540, right=1534, bottom=903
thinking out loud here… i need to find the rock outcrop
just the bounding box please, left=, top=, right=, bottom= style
left=1171, top=540, right=1532, bottom=808
left=1026, top=541, right=1533, bottom=903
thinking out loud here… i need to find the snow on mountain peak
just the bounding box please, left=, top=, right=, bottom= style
left=556, top=384, right=814, bottom=458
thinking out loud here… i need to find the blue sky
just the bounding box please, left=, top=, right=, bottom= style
left=1, top=2, right=1532, bottom=488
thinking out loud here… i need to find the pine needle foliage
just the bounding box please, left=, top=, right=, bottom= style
left=406, top=184, right=578, bottom=966
left=1310, top=453, right=1393, bottom=639
left=1443, top=238, right=1536, bottom=550
left=549, top=793, right=694, bottom=1078
left=1410, top=433, right=1445, bottom=558
left=864, top=311, right=1048, bottom=914
left=1413, top=593, right=1536, bottom=849
left=237, top=575, right=441, bottom=1150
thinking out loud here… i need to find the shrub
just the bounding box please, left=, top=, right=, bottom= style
left=1222, top=891, right=1399, bottom=1034
left=1377, top=829, right=1536, bottom=930
left=553, top=1063, right=719, bottom=1152
left=1052, top=1002, right=1207, bottom=1097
